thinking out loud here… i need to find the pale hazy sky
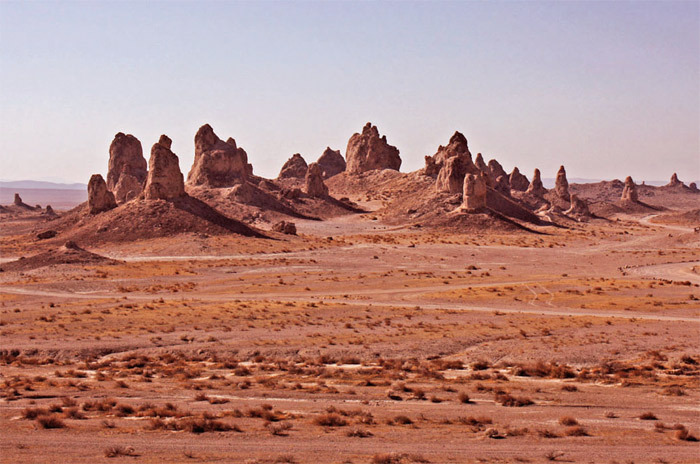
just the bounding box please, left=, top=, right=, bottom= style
left=1, top=1, right=698, bottom=184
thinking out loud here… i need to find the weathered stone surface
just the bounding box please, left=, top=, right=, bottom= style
left=462, top=173, right=488, bottom=211
left=495, top=175, right=511, bottom=196
left=432, top=132, right=472, bottom=167
left=107, top=133, right=147, bottom=203
left=436, top=156, right=467, bottom=194
left=305, top=162, right=328, bottom=197
left=621, top=176, right=638, bottom=202
left=488, top=159, right=508, bottom=182
left=509, top=167, right=529, bottom=191
left=346, top=122, right=401, bottom=174
left=144, top=135, right=186, bottom=200
left=13, top=194, right=23, bottom=206
left=555, top=165, right=570, bottom=200
left=666, top=173, right=683, bottom=187
left=187, top=124, right=249, bottom=187
left=317, top=147, right=346, bottom=179
left=278, top=153, right=308, bottom=179
left=565, top=194, right=591, bottom=218
left=87, top=174, right=117, bottom=214
left=272, top=221, right=297, bottom=235
left=690, top=182, right=698, bottom=192
left=37, top=230, right=57, bottom=240
left=45, top=205, right=56, bottom=216
left=526, top=168, right=547, bottom=196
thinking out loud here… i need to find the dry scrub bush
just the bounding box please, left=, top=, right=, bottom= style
left=495, top=392, right=534, bottom=407
left=313, top=413, right=347, bottom=427
left=104, top=446, right=137, bottom=458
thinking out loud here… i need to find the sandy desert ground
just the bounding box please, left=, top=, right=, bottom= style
left=1, top=189, right=699, bottom=464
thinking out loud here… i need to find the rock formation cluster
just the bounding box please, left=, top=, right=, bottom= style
left=346, top=123, right=401, bottom=174
left=462, top=173, right=488, bottom=211
left=144, top=135, right=186, bottom=201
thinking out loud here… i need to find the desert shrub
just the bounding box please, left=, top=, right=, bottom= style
left=104, top=446, right=136, bottom=458
left=495, top=392, right=533, bottom=407
left=346, top=428, right=373, bottom=437
left=563, top=426, right=589, bottom=436
left=388, top=415, right=413, bottom=425
left=313, top=413, right=347, bottom=427
left=37, top=415, right=66, bottom=429
left=22, top=407, right=49, bottom=420
left=458, top=392, right=471, bottom=403
left=674, top=425, right=698, bottom=441
left=639, top=411, right=657, bottom=420
left=559, top=416, right=578, bottom=426
left=538, top=429, right=559, bottom=438
left=179, top=417, right=233, bottom=434
left=266, top=421, right=292, bottom=436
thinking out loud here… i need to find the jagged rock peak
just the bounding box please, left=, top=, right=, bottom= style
left=144, top=135, right=186, bottom=200
left=278, top=153, right=308, bottom=179
left=621, top=176, right=638, bottom=202
left=87, top=174, right=117, bottom=214
left=345, top=122, right=401, bottom=174
left=555, top=165, right=570, bottom=200
left=509, top=167, right=529, bottom=191
left=667, top=173, right=683, bottom=187
left=305, top=162, right=328, bottom=197
left=188, top=124, right=250, bottom=187
left=317, top=147, right=346, bottom=179
left=526, top=168, right=547, bottom=196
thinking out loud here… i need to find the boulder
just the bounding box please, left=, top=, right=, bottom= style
left=346, top=122, right=401, bottom=173
left=526, top=168, right=547, bottom=196
left=144, top=135, right=186, bottom=200
left=690, top=182, right=698, bottom=192
left=509, top=167, right=529, bottom=191
left=436, top=156, right=467, bottom=194
left=278, top=153, right=308, bottom=179
left=44, top=205, right=56, bottom=217
left=272, top=221, right=297, bottom=235
left=666, top=173, right=683, bottom=187
left=305, top=162, right=328, bottom=197
left=554, top=165, right=570, bottom=200
left=565, top=194, right=591, bottom=218
left=317, top=147, right=346, bottom=179
left=621, top=176, right=638, bottom=202
left=37, top=230, right=57, bottom=240
left=462, top=173, right=488, bottom=211
left=87, top=174, right=117, bottom=214
left=107, top=133, right=147, bottom=203
left=187, top=124, right=250, bottom=187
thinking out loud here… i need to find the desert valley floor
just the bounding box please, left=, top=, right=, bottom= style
left=1, top=197, right=699, bottom=464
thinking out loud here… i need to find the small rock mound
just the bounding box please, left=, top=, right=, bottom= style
left=526, top=168, right=547, bottom=197
left=87, top=174, right=117, bottom=214
left=666, top=173, right=683, bottom=187
left=305, top=162, right=328, bottom=197
left=144, top=135, right=186, bottom=201
left=346, top=122, right=401, bottom=174
left=565, top=194, right=591, bottom=220
left=621, top=176, right=638, bottom=202
left=316, top=147, right=346, bottom=179
left=272, top=220, right=297, bottom=235
left=555, top=165, right=570, bottom=200
left=107, top=133, right=147, bottom=203
left=13, top=193, right=33, bottom=209
left=509, top=167, right=529, bottom=191
left=44, top=205, right=57, bottom=217
left=1, top=241, right=119, bottom=272
left=188, top=124, right=250, bottom=187
left=278, top=153, right=308, bottom=179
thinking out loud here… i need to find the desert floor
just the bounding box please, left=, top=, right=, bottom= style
left=1, top=211, right=699, bottom=464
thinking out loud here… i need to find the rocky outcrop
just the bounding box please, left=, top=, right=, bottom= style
left=690, top=182, right=698, bottom=192
left=272, top=221, right=297, bottom=235
left=45, top=205, right=56, bottom=217
left=107, top=133, right=147, bottom=203
left=87, top=174, right=117, bottom=214
left=432, top=132, right=472, bottom=167
left=144, top=135, right=186, bottom=200
left=278, top=153, right=308, bottom=179
left=666, top=173, right=683, bottom=187
left=187, top=124, right=250, bottom=187
left=462, top=173, right=488, bottom=211
left=436, top=156, right=468, bottom=194
left=509, top=167, right=529, bottom=191
left=346, top=123, right=401, bottom=174
left=474, top=153, right=489, bottom=174
left=37, top=230, right=57, bottom=240
left=305, top=162, right=328, bottom=197
left=565, top=194, right=591, bottom=219
left=494, top=175, right=511, bottom=196
left=554, top=165, right=570, bottom=200
left=13, top=194, right=25, bottom=207
left=526, top=168, right=547, bottom=196
left=317, top=147, right=346, bottom=179
left=488, top=159, right=508, bottom=182
left=621, top=176, right=638, bottom=202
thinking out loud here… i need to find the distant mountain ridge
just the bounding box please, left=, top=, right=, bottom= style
left=0, top=180, right=86, bottom=190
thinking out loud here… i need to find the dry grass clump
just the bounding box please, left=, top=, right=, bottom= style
left=371, top=453, right=430, bottom=464
left=387, top=415, right=413, bottom=425
left=457, top=391, right=472, bottom=403
left=313, top=413, right=347, bottom=427
left=563, top=426, right=589, bottom=437
left=346, top=427, right=373, bottom=437
left=266, top=421, right=293, bottom=436
left=639, top=411, right=658, bottom=420
left=674, top=424, right=698, bottom=441
left=559, top=416, right=578, bottom=426
left=147, top=416, right=241, bottom=434
left=104, top=446, right=137, bottom=458
left=495, top=392, right=534, bottom=407
left=37, top=415, right=66, bottom=429
left=514, top=361, right=575, bottom=379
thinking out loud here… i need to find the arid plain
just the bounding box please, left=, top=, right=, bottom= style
left=1, top=124, right=698, bottom=464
